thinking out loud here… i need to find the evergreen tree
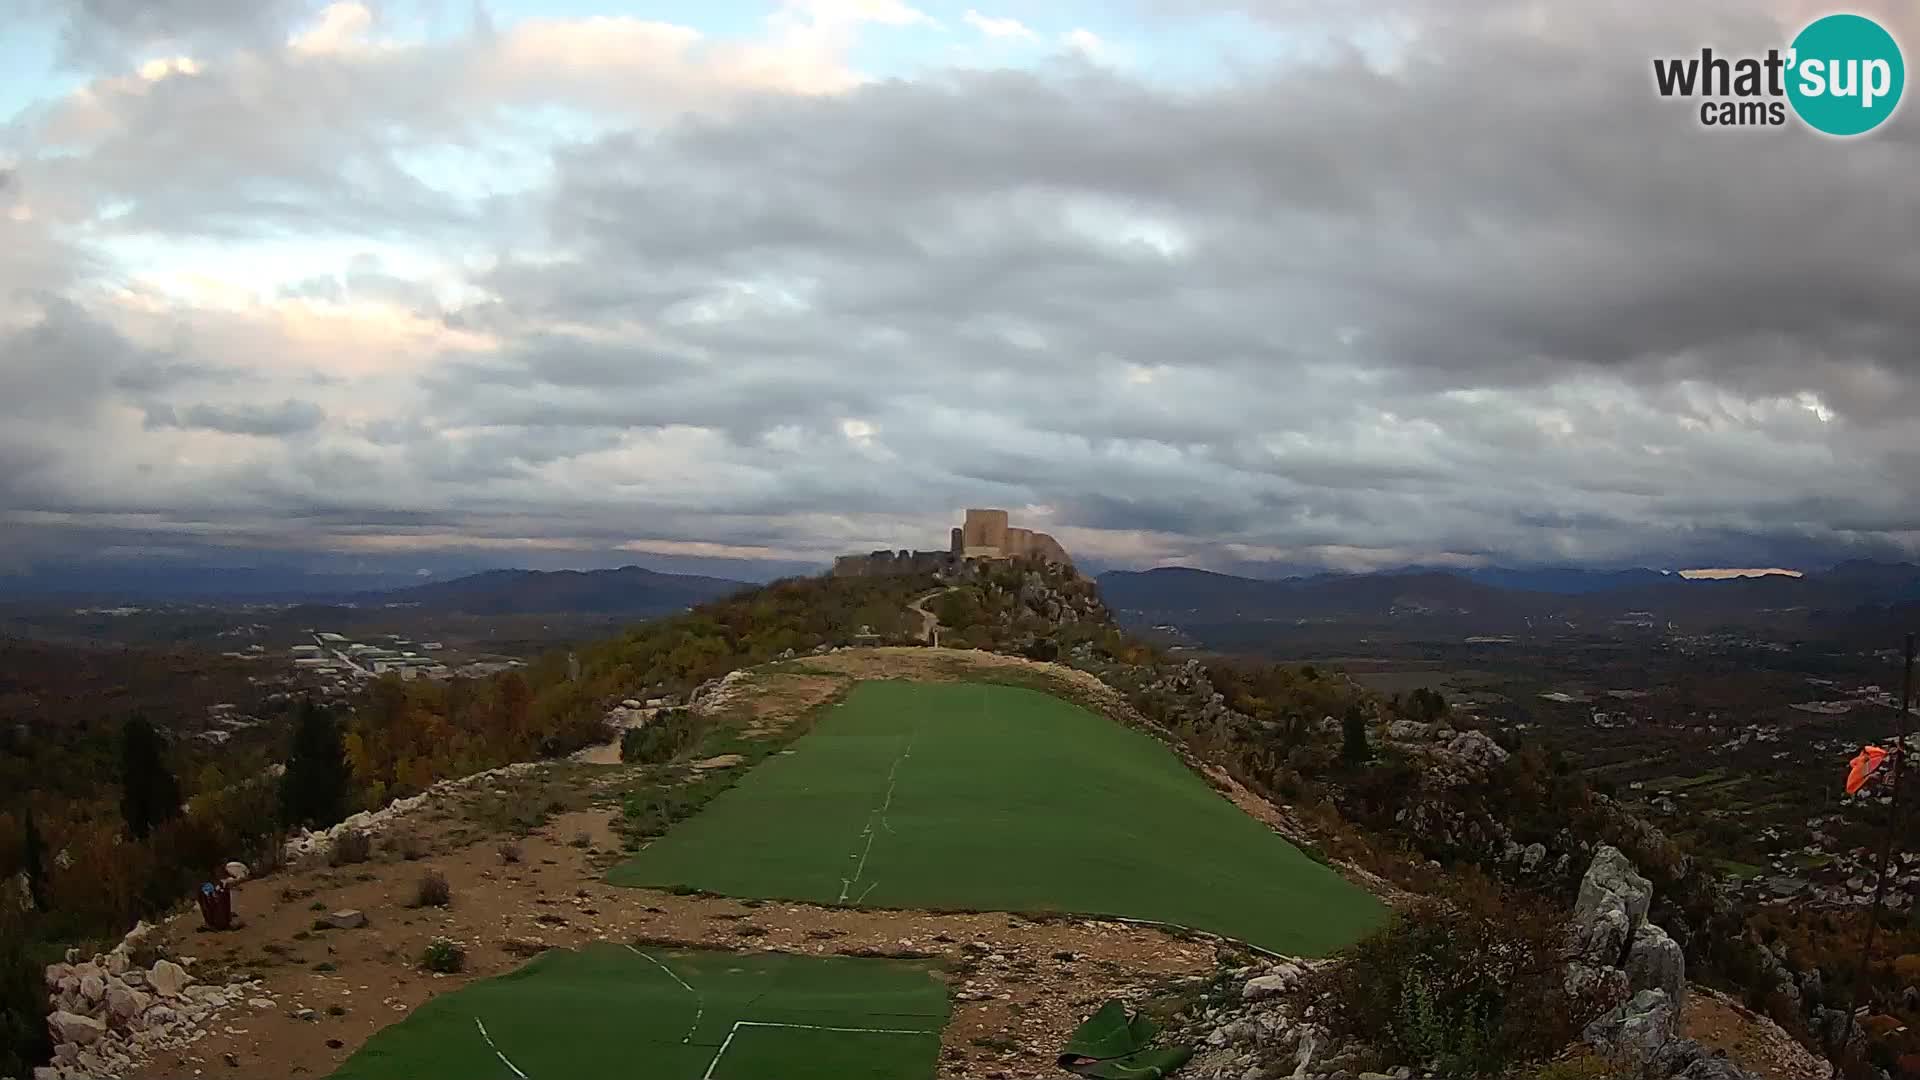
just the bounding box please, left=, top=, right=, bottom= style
left=120, top=715, right=182, bottom=840
left=1341, top=705, right=1372, bottom=764
left=279, top=699, right=351, bottom=829
left=20, top=810, right=47, bottom=913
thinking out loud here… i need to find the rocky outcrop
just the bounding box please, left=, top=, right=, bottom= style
left=1568, top=849, right=1750, bottom=1080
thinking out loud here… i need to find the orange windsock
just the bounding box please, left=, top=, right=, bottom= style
left=1847, top=745, right=1890, bottom=795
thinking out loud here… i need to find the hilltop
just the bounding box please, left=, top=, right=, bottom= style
left=358, top=566, right=750, bottom=616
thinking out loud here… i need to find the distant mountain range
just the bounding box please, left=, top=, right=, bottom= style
left=1097, top=560, right=1920, bottom=637
left=359, top=566, right=749, bottom=616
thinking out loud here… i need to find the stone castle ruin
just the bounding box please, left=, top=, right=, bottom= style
left=832, top=509, right=1073, bottom=577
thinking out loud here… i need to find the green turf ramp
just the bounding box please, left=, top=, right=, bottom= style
left=612, top=679, right=1386, bottom=956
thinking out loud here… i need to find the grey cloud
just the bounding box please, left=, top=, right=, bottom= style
left=144, top=398, right=326, bottom=436
left=49, top=0, right=316, bottom=71
left=5, top=0, right=1920, bottom=571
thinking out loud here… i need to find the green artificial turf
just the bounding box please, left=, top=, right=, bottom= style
left=327, top=943, right=949, bottom=1080
left=610, top=680, right=1386, bottom=956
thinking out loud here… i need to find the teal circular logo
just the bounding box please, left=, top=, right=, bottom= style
left=1787, top=14, right=1904, bottom=136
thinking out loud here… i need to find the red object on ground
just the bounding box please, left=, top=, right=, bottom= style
left=1847, top=745, right=1890, bottom=795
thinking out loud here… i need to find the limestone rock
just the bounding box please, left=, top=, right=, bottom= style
left=1575, top=891, right=1633, bottom=967
left=224, top=861, right=249, bottom=882
left=1384, top=720, right=1431, bottom=742
left=105, top=981, right=150, bottom=1025
left=1242, top=974, right=1291, bottom=1001
left=148, top=959, right=191, bottom=998
left=1521, top=842, right=1547, bottom=873
left=1583, top=989, right=1676, bottom=1065
left=1626, top=921, right=1687, bottom=1006
left=325, top=909, right=368, bottom=929
left=1445, top=730, right=1510, bottom=769
left=49, top=1010, right=106, bottom=1046
left=1574, top=845, right=1651, bottom=965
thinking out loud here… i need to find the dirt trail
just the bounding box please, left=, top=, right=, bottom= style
left=907, top=587, right=955, bottom=645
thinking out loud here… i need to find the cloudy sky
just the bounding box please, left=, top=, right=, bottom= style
left=2, top=0, right=1917, bottom=582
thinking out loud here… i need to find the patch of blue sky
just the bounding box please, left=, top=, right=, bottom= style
left=0, top=20, right=81, bottom=126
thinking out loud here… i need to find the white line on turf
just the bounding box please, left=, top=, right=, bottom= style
left=837, top=730, right=916, bottom=903
left=474, top=1016, right=531, bottom=1079
left=699, top=1020, right=935, bottom=1080
left=624, top=944, right=703, bottom=1044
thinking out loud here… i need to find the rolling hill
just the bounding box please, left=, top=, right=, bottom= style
left=362, top=566, right=750, bottom=616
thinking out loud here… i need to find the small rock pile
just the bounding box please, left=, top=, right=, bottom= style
left=1167, top=957, right=1434, bottom=1080
left=689, top=669, right=758, bottom=716
left=282, top=760, right=543, bottom=862
left=36, top=921, right=269, bottom=1080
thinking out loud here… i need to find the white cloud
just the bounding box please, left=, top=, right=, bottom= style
left=964, top=10, right=1037, bottom=41
left=289, top=2, right=376, bottom=56
left=1062, top=28, right=1107, bottom=59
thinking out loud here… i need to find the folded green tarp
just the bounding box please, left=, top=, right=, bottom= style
left=1057, top=1000, right=1193, bottom=1079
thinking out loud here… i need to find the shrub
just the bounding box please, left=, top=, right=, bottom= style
left=386, top=831, right=426, bottom=861
left=497, top=840, right=522, bottom=865
left=620, top=710, right=703, bottom=765
left=413, top=869, right=451, bottom=909
left=1316, top=881, right=1579, bottom=1077
left=422, top=938, right=465, bottom=973
left=0, top=909, right=52, bottom=1079
left=327, top=829, right=371, bottom=867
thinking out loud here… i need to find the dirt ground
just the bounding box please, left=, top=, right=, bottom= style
left=1684, top=987, right=1834, bottom=1080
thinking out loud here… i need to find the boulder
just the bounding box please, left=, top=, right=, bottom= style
left=224, top=861, right=249, bottom=882
left=48, top=1010, right=106, bottom=1046
left=1521, top=842, right=1547, bottom=873
left=1574, top=891, right=1633, bottom=967
left=1446, top=730, right=1509, bottom=769
left=1626, top=921, right=1687, bottom=1006
left=1241, top=974, right=1291, bottom=1001
left=1385, top=720, right=1431, bottom=742
left=78, top=972, right=105, bottom=1003
left=148, top=959, right=191, bottom=998
left=1582, top=988, right=1677, bottom=1065
left=325, top=909, right=368, bottom=929
left=105, top=981, right=150, bottom=1025
left=1574, top=846, right=1651, bottom=964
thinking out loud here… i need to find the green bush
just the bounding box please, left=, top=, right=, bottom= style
left=620, top=710, right=703, bottom=765
left=1317, top=881, right=1578, bottom=1076
left=422, top=938, right=465, bottom=973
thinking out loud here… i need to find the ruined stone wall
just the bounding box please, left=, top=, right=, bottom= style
left=830, top=550, right=961, bottom=578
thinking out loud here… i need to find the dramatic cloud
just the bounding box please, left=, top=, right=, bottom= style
left=2, top=0, right=1917, bottom=578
